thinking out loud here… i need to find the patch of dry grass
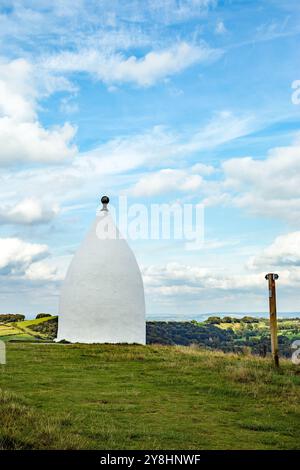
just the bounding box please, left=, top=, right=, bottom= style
left=0, top=389, right=87, bottom=450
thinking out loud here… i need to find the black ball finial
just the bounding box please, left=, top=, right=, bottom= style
left=101, top=196, right=109, bottom=205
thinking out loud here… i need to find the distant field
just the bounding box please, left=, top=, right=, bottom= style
left=0, top=325, right=20, bottom=336
left=0, top=316, right=58, bottom=342
left=0, top=343, right=299, bottom=450
left=147, top=318, right=300, bottom=357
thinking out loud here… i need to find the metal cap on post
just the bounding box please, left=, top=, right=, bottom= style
left=101, top=195, right=109, bottom=211
left=265, top=273, right=279, bottom=367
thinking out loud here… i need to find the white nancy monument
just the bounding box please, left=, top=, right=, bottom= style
left=57, top=196, right=146, bottom=344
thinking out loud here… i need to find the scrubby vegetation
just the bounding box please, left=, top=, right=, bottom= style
left=35, top=313, right=52, bottom=319
left=29, top=316, right=58, bottom=339
left=0, top=343, right=299, bottom=449
left=147, top=317, right=300, bottom=357
left=0, top=314, right=25, bottom=323
left=147, top=321, right=235, bottom=349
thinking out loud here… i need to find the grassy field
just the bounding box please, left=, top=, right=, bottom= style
left=217, top=318, right=300, bottom=337
left=0, top=343, right=299, bottom=450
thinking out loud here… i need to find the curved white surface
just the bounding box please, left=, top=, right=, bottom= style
left=57, top=210, right=145, bottom=344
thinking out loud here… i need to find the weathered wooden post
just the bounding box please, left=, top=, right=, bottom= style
left=265, top=273, right=279, bottom=367
left=0, top=340, right=6, bottom=365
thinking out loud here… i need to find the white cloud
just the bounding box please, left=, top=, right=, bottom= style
left=202, top=192, right=231, bottom=207
left=0, top=118, right=77, bottom=165
left=122, top=130, right=237, bottom=198
left=0, top=237, right=68, bottom=282
left=0, top=1, right=216, bottom=47
left=131, top=162, right=215, bottom=197
left=142, top=256, right=300, bottom=312
left=143, top=262, right=264, bottom=295
left=84, top=112, right=253, bottom=175
left=0, top=58, right=37, bottom=121
left=170, top=111, right=254, bottom=157
left=192, top=162, right=215, bottom=176
left=24, top=252, right=71, bottom=282
left=43, top=41, right=222, bottom=87
left=0, top=58, right=77, bottom=165
left=131, top=168, right=204, bottom=197
left=25, top=260, right=60, bottom=281
left=248, top=232, right=300, bottom=269
left=139, top=0, right=217, bottom=24
left=0, top=112, right=254, bottom=214
left=138, top=228, right=300, bottom=313
left=142, top=231, right=300, bottom=308
left=0, top=198, right=59, bottom=225
left=222, top=134, right=300, bottom=222
left=0, top=237, right=49, bottom=275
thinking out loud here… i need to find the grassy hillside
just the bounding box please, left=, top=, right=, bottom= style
left=0, top=316, right=58, bottom=342
left=2, top=316, right=299, bottom=359
left=147, top=318, right=300, bottom=357
left=0, top=343, right=299, bottom=450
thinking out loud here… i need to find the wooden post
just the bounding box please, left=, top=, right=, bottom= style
left=265, top=273, right=279, bottom=367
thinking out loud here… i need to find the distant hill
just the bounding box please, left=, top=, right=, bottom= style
left=147, top=318, right=300, bottom=357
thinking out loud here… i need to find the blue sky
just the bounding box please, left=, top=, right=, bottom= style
left=0, top=0, right=300, bottom=318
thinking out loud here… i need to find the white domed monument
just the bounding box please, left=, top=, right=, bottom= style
left=57, top=196, right=146, bottom=344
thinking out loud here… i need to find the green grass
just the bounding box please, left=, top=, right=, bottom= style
left=217, top=318, right=300, bottom=334
left=0, top=334, right=34, bottom=342
left=0, top=389, right=86, bottom=449
left=0, top=343, right=299, bottom=450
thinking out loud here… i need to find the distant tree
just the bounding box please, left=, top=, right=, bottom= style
left=206, top=316, right=222, bottom=324
left=223, top=316, right=233, bottom=323
left=36, top=313, right=52, bottom=319
left=0, top=314, right=25, bottom=323
left=241, top=316, right=259, bottom=323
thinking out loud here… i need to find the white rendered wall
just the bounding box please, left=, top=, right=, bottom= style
left=57, top=210, right=146, bottom=344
